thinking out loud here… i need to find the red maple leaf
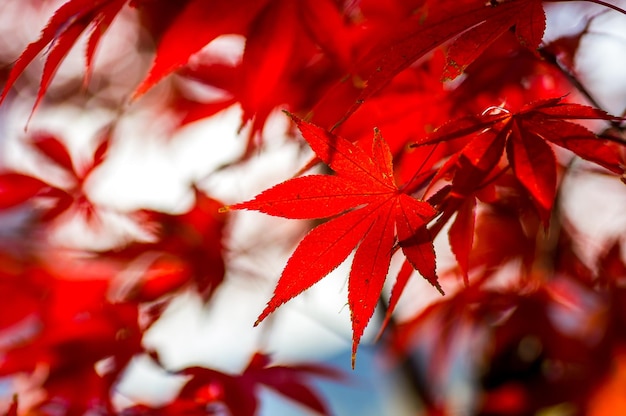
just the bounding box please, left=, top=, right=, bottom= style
left=415, top=97, right=625, bottom=224
left=449, top=30, right=573, bottom=116
left=131, top=0, right=270, bottom=99
left=0, top=264, right=142, bottom=415
left=123, top=352, right=341, bottom=416
left=179, top=353, right=341, bottom=416
left=103, top=188, right=227, bottom=302
left=34, top=131, right=109, bottom=223
left=319, top=0, right=548, bottom=126
left=428, top=169, right=541, bottom=283
left=163, top=0, right=354, bottom=154
left=0, top=130, right=110, bottom=225
left=228, top=114, right=439, bottom=365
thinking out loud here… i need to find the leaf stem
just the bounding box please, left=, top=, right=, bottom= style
left=375, top=299, right=438, bottom=411
left=579, top=0, right=626, bottom=15
left=538, top=47, right=626, bottom=134
left=547, top=0, right=626, bottom=15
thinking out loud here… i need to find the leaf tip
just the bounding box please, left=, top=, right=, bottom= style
left=351, top=325, right=364, bottom=369
left=375, top=314, right=392, bottom=343
left=282, top=110, right=300, bottom=124
left=255, top=301, right=278, bottom=327
left=130, top=87, right=145, bottom=103
left=254, top=310, right=269, bottom=327
left=131, top=73, right=157, bottom=102
left=436, top=285, right=445, bottom=296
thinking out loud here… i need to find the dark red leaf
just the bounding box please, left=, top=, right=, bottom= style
left=419, top=98, right=624, bottom=226
left=449, top=196, right=477, bottom=285
left=172, top=353, right=340, bottom=416
left=333, top=0, right=547, bottom=124
left=4, top=395, right=17, bottom=416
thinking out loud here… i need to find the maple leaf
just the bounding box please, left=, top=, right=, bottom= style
left=168, top=0, right=354, bottom=155
left=321, top=53, right=451, bottom=162
left=0, top=0, right=128, bottom=116
left=440, top=0, right=545, bottom=80
left=132, top=0, right=272, bottom=99
left=234, top=0, right=346, bottom=135
left=104, top=188, right=227, bottom=302
left=389, top=282, right=524, bottom=412
left=30, top=131, right=110, bottom=223
left=0, top=261, right=142, bottom=415
left=479, top=283, right=607, bottom=414
left=228, top=114, right=439, bottom=366
left=126, top=352, right=342, bottom=415
left=0, top=130, right=110, bottom=225
left=339, top=0, right=626, bottom=126
left=321, top=0, right=548, bottom=127
left=185, top=352, right=342, bottom=416
left=173, top=61, right=241, bottom=126
left=448, top=30, right=573, bottom=116
left=428, top=169, right=541, bottom=283
left=414, top=97, right=625, bottom=224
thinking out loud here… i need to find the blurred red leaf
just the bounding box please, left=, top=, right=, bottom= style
left=132, top=0, right=271, bottom=99
left=542, top=16, right=593, bottom=75
left=0, top=173, right=48, bottom=209
left=30, top=133, right=75, bottom=174
left=0, top=0, right=127, bottom=115
left=3, top=396, right=17, bottom=416
left=106, top=188, right=227, bottom=302
left=177, top=352, right=341, bottom=416
left=0, top=257, right=142, bottom=415
left=123, top=352, right=341, bottom=415
left=9, top=130, right=112, bottom=224
left=330, top=0, right=547, bottom=125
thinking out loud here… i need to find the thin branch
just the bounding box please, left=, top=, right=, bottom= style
left=578, top=0, right=626, bottom=15
left=537, top=48, right=626, bottom=134
left=547, top=0, right=626, bottom=16
left=376, top=299, right=438, bottom=412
